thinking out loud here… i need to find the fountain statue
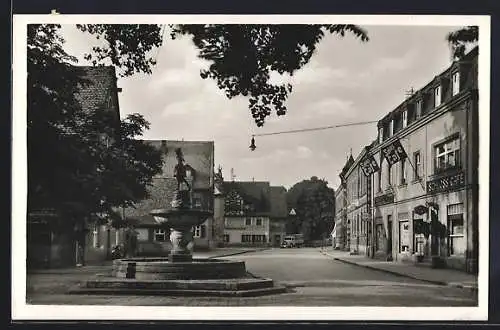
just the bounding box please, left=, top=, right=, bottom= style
left=150, top=147, right=212, bottom=262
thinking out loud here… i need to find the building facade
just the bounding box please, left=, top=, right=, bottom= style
left=333, top=185, right=346, bottom=250
left=366, top=47, right=479, bottom=273
left=345, top=148, right=372, bottom=256
left=220, top=181, right=288, bottom=246
left=27, top=66, right=123, bottom=269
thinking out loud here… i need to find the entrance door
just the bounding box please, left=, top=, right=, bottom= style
left=27, top=222, right=52, bottom=269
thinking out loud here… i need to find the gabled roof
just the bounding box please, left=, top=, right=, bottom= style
left=73, top=66, right=120, bottom=119
left=340, top=155, right=355, bottom=179
left=223, top=181, right=271, bottom=215
left=377, top=46, right=478, bottom=127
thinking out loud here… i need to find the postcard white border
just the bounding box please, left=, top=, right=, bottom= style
left=12, top=14, right=490, bottom=321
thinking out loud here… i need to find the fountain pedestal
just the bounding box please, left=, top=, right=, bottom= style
left=151, top=208, right=213, bottom=263
left=169, top=226, right=193, bottom=262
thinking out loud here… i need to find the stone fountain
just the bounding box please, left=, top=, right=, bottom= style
left=70, top=148, right=285, bottom=297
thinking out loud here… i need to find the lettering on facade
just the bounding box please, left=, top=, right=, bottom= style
left=426, top=171, right=465, bottom=194
left=381, top=139, right=408, bottom=166
left=374, top=192, right=394, bottom=206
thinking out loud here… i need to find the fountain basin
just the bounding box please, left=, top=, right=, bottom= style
left=112, top=258, right=247, bottom=280
left=69, top=257, right=288, bottom=297
left=150, top=208, right=213, bottom=228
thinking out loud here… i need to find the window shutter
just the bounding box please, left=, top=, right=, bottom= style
left=201, top=225, right=206, bottom=238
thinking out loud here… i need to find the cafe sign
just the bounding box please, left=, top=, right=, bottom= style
left=381, top=139, right=408, bottom=166
left=427, top=172, right=465, bottom=194
left=360, top=155, right=380, bottom=177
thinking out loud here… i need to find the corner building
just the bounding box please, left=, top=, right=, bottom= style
left=368, top=47, right=478, bottom=273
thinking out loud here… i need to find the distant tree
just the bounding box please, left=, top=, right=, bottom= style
left=28, top=24, right=164, bottom=228
left=76, top=24, right=369, bottom=127
left=286, top=177, right=335, bottom=241
left=447, top=26, right=478, bottom=60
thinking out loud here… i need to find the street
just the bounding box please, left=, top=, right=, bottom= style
left=26, top=248, right=477, bottom=306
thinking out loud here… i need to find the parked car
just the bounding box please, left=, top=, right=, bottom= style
left=281, top=234, right=304, bottom=248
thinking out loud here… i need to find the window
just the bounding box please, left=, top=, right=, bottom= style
left=93, top=224, right=100, bottom=248
left=194, top=226, right=201, bottom=238
left=389, top=120, right=394, bottom=137
left=387, top=164, right=392, bottom=186
left=378, top=127, right=383, bottom=143
left=402, top=110, right=408, bottom=128
left=245, top=218, right=252, bottom=226
left=193, top=198, right=202, bottom=209
left=154, top=229, right=166, bottom=242
left=435, top=136, right=460, bottom=173
left=357, top=215, right=360, bottom=235
left=241, top=234, right=252, bottom=243
left=448, top=203, right=465, bottom=255
left=434, top=86, right=442, bottom=108
left=252, top=235, right=266, bottom=243
left=223, top=234, right=230, bottom=243
left=413, top=151, right=422, bottom=179
left=400, top=158, right=407, bottom=184
left=452, top=71, right=460, bottom=96
left=377, top=170, right=382, bottom=192
left=416, top=99, right=423, bottom=118
left=256, top=218, right=263, bottom=226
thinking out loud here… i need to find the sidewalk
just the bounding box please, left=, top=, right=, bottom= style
left=320, top=248, right=478, bottom=292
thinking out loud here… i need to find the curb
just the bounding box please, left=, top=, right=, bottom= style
left=321, top=251, right=477, bottom=290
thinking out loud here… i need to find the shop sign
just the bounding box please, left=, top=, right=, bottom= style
left=381, top=139, right=408, bottom=166
left=426, top=172, right=465, bottom=194
left=374, top=192, right=394, bottom=206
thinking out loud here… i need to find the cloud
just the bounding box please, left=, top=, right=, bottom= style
left=296, top=146, right=313, bottom=159
left=308, top=98, right=356, bottom=117
left=368, top=49, right=416, bottom=75
left=293, top=65, right=349, bottom=86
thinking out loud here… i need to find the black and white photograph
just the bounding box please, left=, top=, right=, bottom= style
left=12, top=14, right=490, bottom=321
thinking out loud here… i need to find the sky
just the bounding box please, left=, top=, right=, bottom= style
left=59, top=24, right=461, bottom=190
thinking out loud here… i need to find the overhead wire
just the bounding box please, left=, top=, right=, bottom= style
left=251, top=120, right=379, bottom=137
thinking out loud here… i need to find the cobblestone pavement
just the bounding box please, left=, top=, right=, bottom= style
left=26, top=248, right=477, bottom=306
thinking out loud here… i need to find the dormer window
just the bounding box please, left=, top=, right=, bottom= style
left=402, top=110, right=408, bottom=128
left=452, top=71, right=460, bottom=96
left=434, top=85, right=442, bottom=108
left=416, top=99, right=422, bottom=118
